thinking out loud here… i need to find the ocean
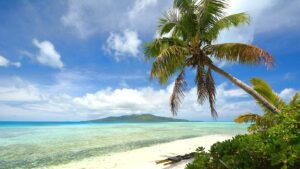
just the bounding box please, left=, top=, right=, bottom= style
left=0, top=122, right=248, bottom=169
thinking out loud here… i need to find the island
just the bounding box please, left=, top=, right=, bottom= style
left=87, top=114, right=189, bottom=123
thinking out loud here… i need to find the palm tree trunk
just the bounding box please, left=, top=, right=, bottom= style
left=208, top=63, right=280, bottom=114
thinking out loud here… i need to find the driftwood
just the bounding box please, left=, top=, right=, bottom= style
left=155, top=152, right=195, bottom=165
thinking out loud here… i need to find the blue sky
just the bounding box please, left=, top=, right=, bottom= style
left=0, top=0, right=299, bottom=121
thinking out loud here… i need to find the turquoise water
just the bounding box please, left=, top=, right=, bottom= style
left=0, top=122, right=248, bottom=169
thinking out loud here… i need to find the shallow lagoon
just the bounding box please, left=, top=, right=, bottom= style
left=0, top=122, right=248, bottom=169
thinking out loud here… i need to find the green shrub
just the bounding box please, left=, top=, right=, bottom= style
left=186, top=106, right=300, bottom=169
left=185, top=147, right=211, bottom=169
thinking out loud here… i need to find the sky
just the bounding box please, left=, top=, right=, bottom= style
left=0, top=0, right=299, bottom=121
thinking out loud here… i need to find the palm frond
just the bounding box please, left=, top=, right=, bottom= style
left=234, top=113, right=262, bottom=123
left=204, top=12, right=250, bottom=41
left=172, top=0, right=198, bottom=39
left=195, top=65, right=208, bottom=104
left=204, top=43, right=274, bottom=68
left=197, top=0, right=227, bottom=34
left=158, top=9, right=181, bottom=36
left=170, top=70, right=187, bottom=116
left=146, top=0, right=277, bottom=118
left=144, top=38, right=187, bottom=59
left=178, top=11, right=198, bottom=39
left=289, top=92, right=300, bottom=108
left=205, top=68, right=217, bottom=118
left=250, top=78, right=286, bottom=111
left=149, top=43, right=189, bottom=84
left=173, top=0, right=194, bottom=12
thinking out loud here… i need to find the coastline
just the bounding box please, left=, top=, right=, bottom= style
left=48, top=134, right=232, bottom=169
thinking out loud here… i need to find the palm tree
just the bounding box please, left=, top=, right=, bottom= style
left=144, top=0, right=280, bottom=118
left=234, top=78, right=299, bottom=126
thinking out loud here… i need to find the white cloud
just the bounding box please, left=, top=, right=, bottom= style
left=62, top=0, right=167, bottom=59
left=61, top=0, right=113, bottom=38
left=61, top=0, right=172, bottom=39
left=0, top=55, right=21, bottom=68
left=223, top=88, right=247, bottom=97
left=0, top=77, right=80, bottom=121
left=72, top=83, right=255, bottom=120
left=216, top=0, right=300, bottom=43
left=0, top=56, right=10, bottom=67
left=61, top=0, right=300, bottom=42
left=0, top=77, right=41, bottom=102
left=129, top=0, right=158, bottom=19
left=255, top=0, right=300, bottom=33
left=216, top=0, right=272, bottom=43
left=279, top=88, right=298, bottom=102
left=32, top=39, right=64, bottom=69
left=68, top=84, right=245, bottom=121
left=73, top=87, right=168, bottom=114
left=211, top=0, right=300, bottom=67
left=0, top=103, right=82, bottom=122
left=0, top=75, right=257, bottom=121
left=0, top=75, right=298, bottom=121
left=216, top=25, right=255, bottom=44
left=104, top=30, right=142, bottom=60
left=61, top=0, right=133, bottom=39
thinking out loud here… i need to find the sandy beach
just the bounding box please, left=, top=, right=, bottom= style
left=48, top=134, right=232, bottom=169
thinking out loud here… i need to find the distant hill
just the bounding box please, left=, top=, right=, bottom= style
left=87, top=114, right=189, bottom=123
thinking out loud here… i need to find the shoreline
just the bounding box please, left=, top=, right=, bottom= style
left=48, top=134, right=233, bottom=169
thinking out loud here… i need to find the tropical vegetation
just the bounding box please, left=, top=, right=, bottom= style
left=234, top=78, right=300, bottom=133
left=145, top=0, right=279, bottom=117
left=144, top=0, right=300, bottom=168
left=185, top=79, right=300, bottom=169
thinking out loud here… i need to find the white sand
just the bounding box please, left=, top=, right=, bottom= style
left=48, top=135, right=232, bottom=169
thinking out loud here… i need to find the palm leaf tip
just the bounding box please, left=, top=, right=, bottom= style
left=289, top=92, right=300, bottom=107
left=173, top=0, right=194, bottom=12
left=206, top=68, right=218, bottom=118
left=170, top=70, right=187, bottom=116
left=205, top=43, right=275, bottom=68
left=195, top=67, right=218, bottom=118
left=196, top=66, right=207, bottom=104
left=234, top=113, right=262, bottom=123
left=158, top=9, right=180, bottom=36
left=204, top=12, right=250, bottom=41
left=250, top=77, right=285, bottom=110
left=146, top=38, right=188, bottom=84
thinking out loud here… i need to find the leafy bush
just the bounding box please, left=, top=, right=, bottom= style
left=186, top=106, right=300, bottom=169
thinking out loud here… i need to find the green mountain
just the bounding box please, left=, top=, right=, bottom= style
left=88, top=114, right=189, bottom=123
